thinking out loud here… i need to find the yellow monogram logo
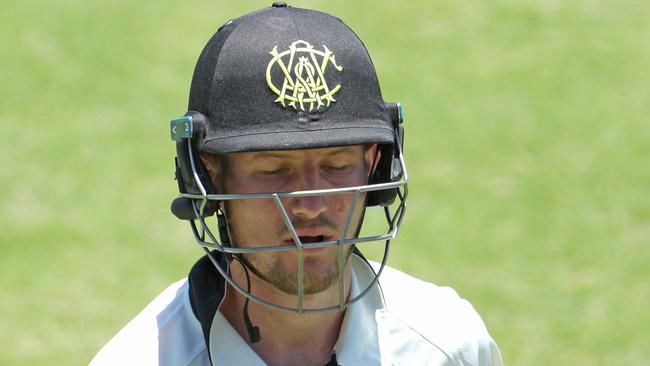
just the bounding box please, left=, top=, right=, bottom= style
left=266, top=40, right=343, bottom=112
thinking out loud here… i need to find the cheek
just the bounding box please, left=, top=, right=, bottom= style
left=226, top=199, right=281, bottom=236
left=331, top=192, right=366, bottom=215
left=333, top=198, right=347, bottom=214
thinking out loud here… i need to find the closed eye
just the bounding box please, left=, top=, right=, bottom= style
left=323, top=165, right=351, bottom=173
left=259, top=168, right=289, bottom=176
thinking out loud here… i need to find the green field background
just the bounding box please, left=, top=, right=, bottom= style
left=1, top=0, right=648, bottom=364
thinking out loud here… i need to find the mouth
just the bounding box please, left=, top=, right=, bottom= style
left=299, top=235, right=326, bottom=244
left=284, top=235, right=334, bottom=254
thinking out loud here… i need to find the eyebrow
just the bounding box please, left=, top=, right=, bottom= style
left=247, top=152, right=293, bottom=161
left=249, top=147, right=357, bottom=160
left=324, top=147, right=358, bottom=156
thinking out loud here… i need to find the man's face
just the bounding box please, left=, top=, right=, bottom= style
left=204, top=145, right=376, bottom=296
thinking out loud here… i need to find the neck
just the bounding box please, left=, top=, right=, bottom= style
left=219, top=261, right=350, bottom=366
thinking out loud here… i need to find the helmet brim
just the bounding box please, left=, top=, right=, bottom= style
left=199, top=122, right=394, bottom=154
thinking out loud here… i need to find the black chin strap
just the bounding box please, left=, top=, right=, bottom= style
left=218, top=208, right=262, bottom=343
left=325, top=352, right=340, bottom=366
left=232, top=255, right=261, bottom=343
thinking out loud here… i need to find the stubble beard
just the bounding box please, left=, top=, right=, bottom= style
left=242, top=248, right=353, bottom=295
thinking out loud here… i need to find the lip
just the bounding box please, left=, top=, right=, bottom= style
left=283, top=231, right=336, bottom=254
left=282, top=228, right=336, bottom=242
left=291, top=228, right=337, bottom=238
left=302, top=246, right=327, bottom=255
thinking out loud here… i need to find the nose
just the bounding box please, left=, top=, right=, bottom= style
left=287, top=164, right=327, bottom=219
left=289, top=194, right=327, bottom=219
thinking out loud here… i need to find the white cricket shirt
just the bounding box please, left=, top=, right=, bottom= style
left=90, top=255, right=502, bottom=365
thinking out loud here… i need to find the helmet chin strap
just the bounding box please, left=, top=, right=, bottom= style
left=232, top=255, right=261, bottom=343
left=216, top=207, right=262, bottom=343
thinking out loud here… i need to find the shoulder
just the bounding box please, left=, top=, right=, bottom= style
left=375, top=263, right=503, bottom=366
left=89, top=279, right=209, bottom=366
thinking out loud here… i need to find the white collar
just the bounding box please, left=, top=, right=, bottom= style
left=209, top=256, right=388, bottom=366
left=210, top=310, right=266, bottom=365
left=333, top=257, right=387, bottom=365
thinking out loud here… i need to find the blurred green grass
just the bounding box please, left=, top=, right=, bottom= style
left=1, top=0, right=648, bottom=364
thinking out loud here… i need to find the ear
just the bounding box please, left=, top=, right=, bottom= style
left=199, top=152, right=222, bottom=192
left=364, top=144, right=380, bottom=176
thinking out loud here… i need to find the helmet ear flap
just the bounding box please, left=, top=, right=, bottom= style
left=366, top=102, right=405, bottom=207
left=171, top=112, right=219, bottom=219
